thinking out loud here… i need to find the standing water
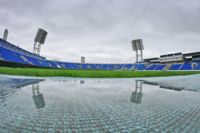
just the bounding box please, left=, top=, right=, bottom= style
left=0, top=74, right=200, bottom=132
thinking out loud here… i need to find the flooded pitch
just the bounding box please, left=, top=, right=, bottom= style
left=0, top=74, right=200, bottom=132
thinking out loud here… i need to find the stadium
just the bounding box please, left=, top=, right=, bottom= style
left=0, top=28, right=200, bottom=72
left=2, top=0, right=200, bottom=132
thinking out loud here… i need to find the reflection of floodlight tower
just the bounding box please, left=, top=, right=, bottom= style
left=3, top=29, right=8, bottom=41
left=131, top=39, right=144, bottom=63
left=33, top=28, right=48, bottom=55
left=130, top=80, right=143, bottom=104
left=32, top=83, right=45, bottom=109
left=80, top=80, right=85, bottom=84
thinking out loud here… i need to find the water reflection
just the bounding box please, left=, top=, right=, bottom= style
left=0, top=78, right=44, bottom=106
left=32, top=82, right=45, bottom=109
left=0, top=76, right=200, bottom=132
left=130, top=80, right=143, bottom=104
left=129, top=78, right=190, bottom=104
left=80, top=80, right=85, bottom=84
left=142, top=80, right=184, bottom=91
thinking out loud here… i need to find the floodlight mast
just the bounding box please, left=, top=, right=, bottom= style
left=33, top=28, right=48, bottom=55
left=3, top=29, right=8, bottom=41
left=81, top=56, right=85, bottom=64
left=131, top=39, right=144, bottom=63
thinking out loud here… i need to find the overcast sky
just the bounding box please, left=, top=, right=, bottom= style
left=0, top=0, right=200, bottom=63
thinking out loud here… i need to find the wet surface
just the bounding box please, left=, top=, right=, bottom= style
left=0, top=75, right=200, bottom=132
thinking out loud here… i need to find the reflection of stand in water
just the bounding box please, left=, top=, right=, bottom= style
left=80, top=80, right=85, bottom=84
left=142, top=80, right=184, bottom=91
left=32, top=83, right=45, bottom=109
left=0, top=78, right=45, bottom=107
left=130, top=80, right=143, bottom=104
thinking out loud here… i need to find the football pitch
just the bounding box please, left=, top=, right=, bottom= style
left=0, top=67, right=199, bottom=78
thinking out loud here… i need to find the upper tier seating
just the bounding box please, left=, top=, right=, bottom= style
left=192, top=59, right=200, bottom=63
left=0, top=38, right=45, bottom=60
left=0, top=46, right=29, bottom=65
left=0, top=46, right=51, bottom=68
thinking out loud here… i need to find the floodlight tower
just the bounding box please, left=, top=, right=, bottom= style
left=131, top=39, right=144, bottom=63
left=3, top=29, right=8, bottom=41
left=33, top=28, right=48, bottom=55
left=81, top=56, right=85, bottom=64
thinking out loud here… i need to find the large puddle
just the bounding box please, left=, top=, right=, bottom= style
left=0, top=74, right=200, bottom=132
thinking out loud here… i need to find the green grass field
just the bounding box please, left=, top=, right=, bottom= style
left=0, top=67, right=199, bottom=78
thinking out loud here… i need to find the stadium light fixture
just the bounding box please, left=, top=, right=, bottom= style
left=33, top=28, right=48, bottom=55
left=131, top=39, right=144, bottom=63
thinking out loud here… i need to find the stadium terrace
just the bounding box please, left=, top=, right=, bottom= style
left=0, top=28, right=200, bottom=71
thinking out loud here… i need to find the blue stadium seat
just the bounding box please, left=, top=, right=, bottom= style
left=154, top=64, right=166, bottom=70
left=101, top=64, right=107, bottom=70
left=125, top=64, right=134, bottom=69
left=145, top=64, right=158, bottom=70
left=192, top=60, right=200, bottom=63
left=0, top=38, right=45, bottom=60
left=134, top=64, right=146, bottom=70
left=120, top=64, right=133, bottom=70
left=193, top=63, right=200, bottom=70
left=0, top=46, right=29, bottom=65
left=179, top=63, right=192, bottom=70
left=3, top=38, right=200, bottom=72
left=169, top=64, right=182, bottom=70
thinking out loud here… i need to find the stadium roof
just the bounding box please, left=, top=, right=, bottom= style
left=183, top=52, right=200, bottom=57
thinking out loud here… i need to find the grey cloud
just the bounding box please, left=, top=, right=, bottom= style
left=0, top=0, right=200, bottom=63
